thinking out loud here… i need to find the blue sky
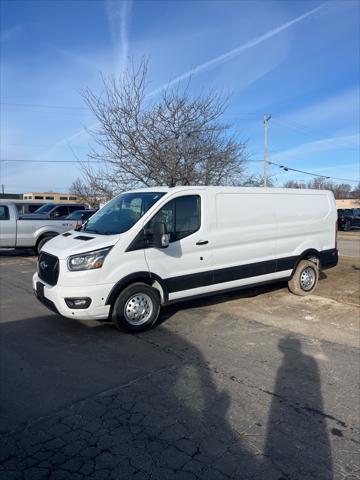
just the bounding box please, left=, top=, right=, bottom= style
left=1, top=0, right=359, bottom=193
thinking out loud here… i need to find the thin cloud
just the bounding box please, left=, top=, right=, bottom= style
left=270, top=133, right=360, bottom=162
left=48, top=2, right=326, bottom=155
left=149, top=3, right=326, bottom=96
left=276, top=86, right=360, bottom=129
left=106, top=0, right=132, bottom=74
left=38, top=1, right=132, bottom=159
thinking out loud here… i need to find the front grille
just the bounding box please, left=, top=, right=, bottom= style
left=38, top=252, right=59, bottom=286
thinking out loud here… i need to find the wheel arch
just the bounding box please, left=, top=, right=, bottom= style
left=106, top=272, right=168, bottom=308
left=290, top=249, right=321, bottom=277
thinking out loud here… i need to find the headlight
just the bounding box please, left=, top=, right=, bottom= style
left=67, top=247, right=112, bottom=271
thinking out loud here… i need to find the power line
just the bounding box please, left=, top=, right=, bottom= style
left=0, top=103, right=263, bottom=116
left=1, top=158, right=358, bottom=184
left=0, top=159, right=101, bottom=164
left=4, top=143, right=89, bottom=149
left=1, top=102, right=89, bottom=111
left=267, top=161, right=359, bottom=183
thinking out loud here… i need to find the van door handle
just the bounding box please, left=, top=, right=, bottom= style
left=196, top=240, right=209, bottom=245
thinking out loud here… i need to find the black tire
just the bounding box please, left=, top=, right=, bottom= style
left=112, top=282, right=161, bottom=333
left=288, top=259, right=319, bottom=296
left=37, top=235, right=55, bottom=254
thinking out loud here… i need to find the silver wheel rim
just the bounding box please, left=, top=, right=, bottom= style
left=124, top=293, right=153, bottom=326
left=300, top=267, right=316, bottom=291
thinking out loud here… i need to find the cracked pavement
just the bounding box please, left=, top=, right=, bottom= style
left=0, top=253, right=359, bottom=479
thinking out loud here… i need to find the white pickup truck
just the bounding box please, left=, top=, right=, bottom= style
left=0, top=202, right=78, bottom=254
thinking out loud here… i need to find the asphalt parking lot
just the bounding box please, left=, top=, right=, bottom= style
left=0, top=238, right=359, bottom=480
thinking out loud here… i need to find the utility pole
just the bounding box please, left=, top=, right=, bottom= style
left=263, top=114, right=271, bottom=187
left=1, top=184, right=4, bottom=195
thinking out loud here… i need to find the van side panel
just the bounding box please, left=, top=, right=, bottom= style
left=167, top=192, right=280, bottom=301
left=212, top=191, right=278, bottom=274
left=167, top=190, right=337, bottom=301
left=273, top=193, right=336, bottom=261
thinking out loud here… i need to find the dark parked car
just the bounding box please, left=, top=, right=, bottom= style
left=337, top=208, right=360, bottom=231
left=65, top=209, right=97, bottom=229
left=23, top=203, right=87, bottom=220
left=65, top=209, right=97, bottom=221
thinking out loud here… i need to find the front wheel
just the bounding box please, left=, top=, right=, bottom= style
left=288, top=259, right=319, bottom=296
left=112, top=283, right=161, bottom=333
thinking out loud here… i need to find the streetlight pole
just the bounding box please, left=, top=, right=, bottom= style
left=263, top=114, right=271, bottom=187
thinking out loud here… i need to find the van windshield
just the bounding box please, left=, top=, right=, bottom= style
left=84, top=192, right=166, bottom=235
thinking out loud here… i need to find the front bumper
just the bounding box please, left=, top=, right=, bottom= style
left=33, top=273, right=112, bottom=321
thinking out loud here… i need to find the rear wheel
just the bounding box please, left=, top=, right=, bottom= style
left=288, top=259, right=319, bottom=296
left=112, top=283, right=161, bottom=333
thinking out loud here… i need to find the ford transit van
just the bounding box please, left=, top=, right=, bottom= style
left=33, top=187, right=338, bottom=332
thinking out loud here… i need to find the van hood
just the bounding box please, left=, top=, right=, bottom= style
left=41, top=230, right=120, bottom=259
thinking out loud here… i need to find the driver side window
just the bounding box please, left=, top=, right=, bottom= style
left=148, top=195, right=200, bottom=243
left=53, top=206, right=69, bottom=218
left=149, top=201, right=175, bottom=240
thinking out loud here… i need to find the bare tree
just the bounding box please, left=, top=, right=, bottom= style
left=283, top=180, right=307, bottom=189
left=70, top=163, right=114, bottom=208
left=282, top=178, right=356, bottom=199
left=331, top=183, right=352, bottom=199
left=351, top=182, right=360, bottom=199
left=74, top=60, right=247, bottom=195
left=242, top=173, right=275, bottom=187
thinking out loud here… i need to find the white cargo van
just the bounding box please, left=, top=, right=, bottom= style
left=33, top=187, right=338, bottom=332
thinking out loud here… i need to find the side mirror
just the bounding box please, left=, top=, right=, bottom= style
left=151, top=222, right=170, bottom=248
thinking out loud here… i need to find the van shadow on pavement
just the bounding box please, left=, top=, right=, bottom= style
left=0, top=314, right=334, bottom=479
left=157, top=281, right=289, bottom=325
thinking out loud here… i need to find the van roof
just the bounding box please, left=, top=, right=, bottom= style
left=125, top=186, right=334, bottom=195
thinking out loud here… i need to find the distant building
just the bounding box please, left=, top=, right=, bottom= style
left=336, top=199, right=360, bottom=209
left=0, top=193, right=23, bottom=199
left=23, top=192, right=82, bottom=203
